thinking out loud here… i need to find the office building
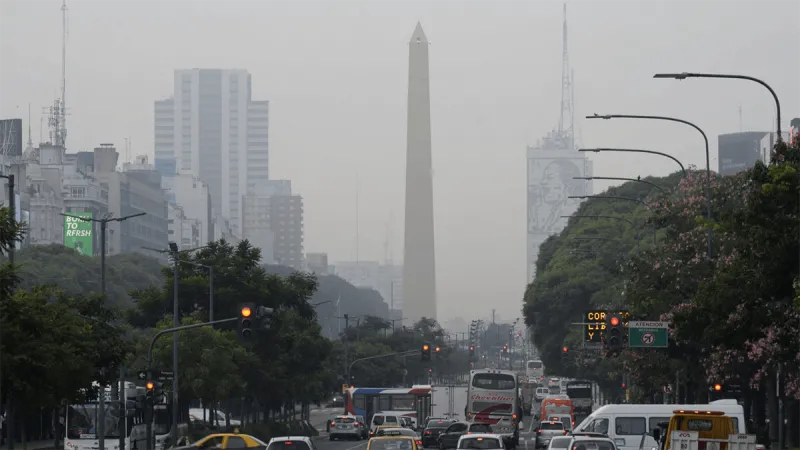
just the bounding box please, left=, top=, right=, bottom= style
left=334, top=261, right=403, bottom=313
left=162, top=172, right=212, bottom=245
left=267, top=194, right=304, bottom=269
left=306, top=253, right=329, bottom=274
left=154, top=69, right=270, bottom=236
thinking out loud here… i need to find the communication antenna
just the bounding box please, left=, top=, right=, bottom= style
left=355, top=173, right=360, bottom=262
left=27, top=103, right=33, bottom=149
left=557, top=2, right=573, bottom=150
left=738, top=105, right=743, bottom=132
left=60, top=0, right=68, bottom=148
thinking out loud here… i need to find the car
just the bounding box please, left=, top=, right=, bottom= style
left=177, top=433, right=267, bottom=450
left=437, top=422, right=494, bottom=449
left=546, top=436, right=572, bottom=450
left=559, top=435, right=616, bottom=450
left=367, top=435, right=420, bottom=450
left=456, top=434, right=505, bottom=449
left=266, top=437, right=316, bottom=450
left=422, top=419, right=455, bottom=448
left=330, top=415, right=363, bottom=440
left=534, top=421, right=566, bottom=449
left=375, top=427, right=422, bottom=446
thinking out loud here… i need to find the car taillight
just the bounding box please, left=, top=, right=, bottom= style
left=563, top=430, right=567, bottom=435
left=416, top=441, right=422, bottom=445
left=537, top=430, right=542, bottom=435
left=424, top=431, right=432, bottom=435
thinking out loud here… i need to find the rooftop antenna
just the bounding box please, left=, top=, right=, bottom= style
left=557, top=2, right=573, bottom=150
left=355, top=173, right=360, bottom=263
left=60, top=0, right=68, bottom=148
left=27, top=103, right=33, bottom=149
left=738, top=105, right=743, bottom=132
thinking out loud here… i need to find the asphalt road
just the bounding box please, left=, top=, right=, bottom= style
left=312, top=423, right=543, bottom=450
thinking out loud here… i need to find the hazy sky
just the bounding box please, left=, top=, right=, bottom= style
left=1, top=0, right=798, bottom=322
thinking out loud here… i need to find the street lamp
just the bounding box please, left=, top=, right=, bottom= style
left=587, top=114, right=712, bottom=259
left=579, top=148, right=686, bottom=177
left=653, top=72, right=782, bottom=139
left=141, top=243, right=207, bottom=447
left=61, top=211, right=145, bottom=450
left=573, top=176, right=667, bottom=195
left=568, top=195, right=656, bottom=244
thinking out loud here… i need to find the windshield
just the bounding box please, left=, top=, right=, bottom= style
left=469, top=424, right=492, bottom=433
left=427, top=420, right=453, bottom=429
left=550, top=438, right=571, bottom=449
left=67, top=403, right=124, bottom=439
left=368, top=439, right=415, bottom=450
left=458, top=438, right=502, bottom=449
left=528, top=361, right=543, bottom=369
left=540, top=422, right=564, bottom=431
left=267, top=442, right=310, bottom=450
left=335, top=417, right=355, bottom=423
left=566, top=383, right=592, bottom=398
left=571, top=440, right=615, bottom=450
left=472, top=373, right=516, bottom=390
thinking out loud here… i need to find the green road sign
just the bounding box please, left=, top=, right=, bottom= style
left=629, top=321, right=668, bottom=348
left=64, top=212, right=94, bottom=256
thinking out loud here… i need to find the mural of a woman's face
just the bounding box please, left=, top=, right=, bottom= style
left=540, top=160, right=582, bottom=205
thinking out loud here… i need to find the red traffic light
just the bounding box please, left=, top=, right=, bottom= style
left=610, top=317, right=620, bottom=326
left=241, top=307, right=252, bottom=318
left=714, top=384, right=722, bottom=391
left=621, top=383, right=626, bottom=389
left=469, top=345, right=475, bottom=351
left=562, top=346, right=568, bottom=353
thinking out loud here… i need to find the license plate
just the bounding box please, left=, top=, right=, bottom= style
left=337, top=425, right=348, bottom=429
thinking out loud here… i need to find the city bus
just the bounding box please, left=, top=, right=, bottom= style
left=526, top=360, right=544, bottom=384
left=344, top=386, right=432, bottom=426
left=466, top=369, right=520, bottom=449
left=565, top=380, right=593, bottom=417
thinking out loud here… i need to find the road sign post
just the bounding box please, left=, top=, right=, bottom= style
left=628, top=321, right=669, bottom=348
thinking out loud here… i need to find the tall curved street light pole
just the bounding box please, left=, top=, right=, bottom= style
left=654, top=72, right=782, bottom=139
left=574, top=176, right=667, bottom=195
left=562, top=215, right=641, bottom=248
left=587, top=114, right=711, bottom=259
left=568, top=195, right=657, bottom=245
left=579, top=148, right=686, bottom=177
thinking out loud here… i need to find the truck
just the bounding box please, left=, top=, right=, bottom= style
left=653, top=410, right=757, bottom=450
left=431, top=385, right=468, bottom=421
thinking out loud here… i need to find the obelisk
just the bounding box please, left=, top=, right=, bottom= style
left=402, top=22, right=437, bottom=324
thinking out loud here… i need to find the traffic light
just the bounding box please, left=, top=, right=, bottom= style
left=145, top=380, right=155, bottom=402
left=502, top=344, right=508, bottom=354
left=421, top=343, right=431, bottom=361
left=713, top=383, right=722, bottom=392
left=605, top=313, right=624, bottom=352
left=239, top=302, right=255, bottom=340
left=435, top=346, right=442, bottom=359
left=469, top=345, right=476, bottom=358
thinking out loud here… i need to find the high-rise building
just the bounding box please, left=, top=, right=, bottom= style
left=154, top=69, right=269, bottom=237
left=267, top=194, right=304, bottom=269
left=402, top=23, right=437, bottom=324
left=718, top=131, right=789, bottom=175
left=306, top=252, right=329, bottom=274
left=242, top=179, right=292, bottom=263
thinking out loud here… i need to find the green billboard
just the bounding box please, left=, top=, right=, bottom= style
left=64, top=212, right=94, bottom=256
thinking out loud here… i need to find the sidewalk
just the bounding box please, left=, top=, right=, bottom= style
left=0, top=439, right=60, bottom=450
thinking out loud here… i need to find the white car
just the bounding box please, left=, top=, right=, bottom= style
left=267, top=437, right=316, bottom=450
left=457, top=433, right=505, bottom=449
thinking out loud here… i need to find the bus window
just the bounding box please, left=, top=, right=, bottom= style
left=472, top=373, right=516, bottom=390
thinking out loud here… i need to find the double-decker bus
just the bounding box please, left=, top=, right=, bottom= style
left=466, top=369, right=520, bottom=449
left=526, top=360, right=544, bottom=384
left=344, top=386, right=432, bottom=426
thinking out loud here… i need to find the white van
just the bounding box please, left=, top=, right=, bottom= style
left=370, top=413, right=403, bottom=434
left=573, top=400, right=745, bottom=450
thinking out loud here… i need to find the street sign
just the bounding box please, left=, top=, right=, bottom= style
left=156, top=371, right=174, bottom=381
left=628, top=321, right=668, bottom=348
left=342, top=384, right=349, bottom=394
left=137, top=371, right=147, bottom=380
left=583, top=310, right=631, bottom=342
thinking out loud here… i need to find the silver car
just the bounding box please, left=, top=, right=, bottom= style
left=330, top=416, right=362, bottom=440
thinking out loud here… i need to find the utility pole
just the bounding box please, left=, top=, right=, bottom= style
left=142, top=243, right=206, bottom=447
left=61, top=211, right=145, bottom=450
left=0, top=173, right=13, bottom=450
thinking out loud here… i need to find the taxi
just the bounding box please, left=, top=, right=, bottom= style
left=373, top=427, right=420, bottom=445
left=370, top=424, right=404, bottom=438
left=182, top=433, right=267, bottom=450
left=367, top=434, right=419, bottom=450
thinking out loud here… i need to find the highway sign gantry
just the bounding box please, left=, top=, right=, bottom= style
left=628, top=321, right=668, bottom=348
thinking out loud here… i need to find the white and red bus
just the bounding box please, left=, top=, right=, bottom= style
left=466, top=369, right=521, bottom=449
left=344, top=385, right=432, bottom=427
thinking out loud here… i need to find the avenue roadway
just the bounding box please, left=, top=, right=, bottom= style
left=312, top=420, right=543, bottom=450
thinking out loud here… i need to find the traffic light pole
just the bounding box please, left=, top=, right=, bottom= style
left=145, top=317, right=238, bottom=450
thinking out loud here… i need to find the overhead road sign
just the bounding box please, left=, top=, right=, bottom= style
left=628, top=321, right=668, bottom=348
left=583, top=310, right=630, bottom=342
